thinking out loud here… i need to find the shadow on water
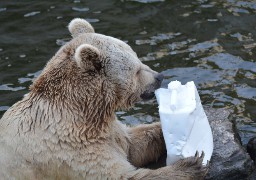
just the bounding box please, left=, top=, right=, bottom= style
left=0, top=0, right=255, bottom=146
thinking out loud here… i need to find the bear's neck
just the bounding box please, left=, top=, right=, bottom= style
left=18, top=92, right=116, bottom=143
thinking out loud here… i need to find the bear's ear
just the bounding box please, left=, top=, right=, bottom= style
left=68, top=18, right=95, bottom=38
left=74, top=44, right=102, bottom=73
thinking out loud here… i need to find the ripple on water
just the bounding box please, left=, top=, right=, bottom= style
left=120, top=114, right=155, bottom=125
left=85, top=18, right=99, bottom=23
left=19, top=71, right=41, bottom=84
left=235, top=85, right=256, bottom=100
left=19, top=54, right=26, bottom=58
left=203, top=53, right=256, bottom=72
left=93, top=11, right=101, bottom=14
left=188, top=39, right=221, bottom=52
left=140, top=51, right=169, bottom=61
left=27, top=70, right=42, bottom=78
left=168, top=39, right=196, bottom=51
left=0, top=106, right=9, bottom=111
left=230, top=32, right=253, bottom=42
left=229, top=32, right=255, bottom=54
left=24, top=11, right=40, bottom=17
left=136, top=32, right=181, bottom=45
left=120, top=115, right=141, bottom=125
left=0, top=84, right=25, bottom=91
left=140, top=38, right=223, bottom=61
left=56, top=38, right=70, bottom=46
left=207, top=19, right=218, bottom=22
left=229, top=7, right=250, bottom=14
left=18, top=78, right=33, bottom=84
left=225, top=0, right=256, bottom=16
left=0, top=8, right=6, bottom=12
left=244, top=71, right=256, bottom=79
left=3, top=70, right=42, bottom=92
left=236, top=1, right=256, bottom=10
left=72, top=7, right=89, bottom=12
left=127, top=0, right=165, bottom=3
left=201, top=4, right=215, bottom=8
left=161, top=67, right=223, bottom=87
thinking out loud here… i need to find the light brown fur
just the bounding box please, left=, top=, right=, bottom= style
left=0, top=18, right=207, bottom=179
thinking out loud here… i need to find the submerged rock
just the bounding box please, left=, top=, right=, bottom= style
left=206, top=108, right=254, bottom=180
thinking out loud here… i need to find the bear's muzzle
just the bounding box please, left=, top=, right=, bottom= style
left=140, top=73, right=164, bottom=101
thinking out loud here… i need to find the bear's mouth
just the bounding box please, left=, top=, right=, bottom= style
left=140, top=73, right=164, bottom=101
left=140, top=83, right=161, bottom=101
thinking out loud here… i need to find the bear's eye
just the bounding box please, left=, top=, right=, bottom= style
left=136, top=69, right=141, bottom=75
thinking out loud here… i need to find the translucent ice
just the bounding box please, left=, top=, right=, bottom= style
left=155, top=81, right=213, bottom=165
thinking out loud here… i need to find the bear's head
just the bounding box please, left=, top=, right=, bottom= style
left=30, top=18, right=163, bottom=129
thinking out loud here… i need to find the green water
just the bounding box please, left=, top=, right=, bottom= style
left=0, top=0, right=255, bottom=146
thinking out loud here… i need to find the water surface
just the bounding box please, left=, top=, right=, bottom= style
left=0, top=0, right=255, bottom=146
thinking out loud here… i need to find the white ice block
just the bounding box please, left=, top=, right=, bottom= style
left=155, top=81, right=213, bottom=165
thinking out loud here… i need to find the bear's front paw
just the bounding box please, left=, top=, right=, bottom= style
left=172, top=152, right=209, bottom=180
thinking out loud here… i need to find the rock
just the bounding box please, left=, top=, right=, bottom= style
left=145, top=108, right=254, bottom=179
left=206, top=108, right=254, bottom=180
left=249, top=169, right=256, bottom=180
left=247, top=137, right=256, bottom=163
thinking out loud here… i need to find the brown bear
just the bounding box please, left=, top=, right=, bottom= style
left=0, top=18, right=207, bottom=179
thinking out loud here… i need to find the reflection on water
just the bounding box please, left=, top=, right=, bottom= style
left=24, top=11, right=40, bottom=17
left=0, top=0, right=255, bottom=146
left=72, top=7, right=89, bottom=12
left=0, top=84, right=25, bottom=91
left=127, top=0, right=165, bottom=3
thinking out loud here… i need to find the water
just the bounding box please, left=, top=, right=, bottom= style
left=0, top=0, right=255, bottom=146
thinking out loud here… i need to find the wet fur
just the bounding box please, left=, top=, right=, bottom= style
left=0, top=18, right=208, bottom=179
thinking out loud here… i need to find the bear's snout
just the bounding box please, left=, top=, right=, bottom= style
left=155, top=73, right=164, bottom=86
left=153, top=73, right=164, bottom=91
left=140, top=73, right=164, bottom=101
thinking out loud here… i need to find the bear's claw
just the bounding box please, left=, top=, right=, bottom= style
left=171, top=151, right=209, bottom=180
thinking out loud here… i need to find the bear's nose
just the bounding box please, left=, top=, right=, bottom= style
left=155, top=73, right=164, bottom=83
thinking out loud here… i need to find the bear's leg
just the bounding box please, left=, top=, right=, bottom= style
left=126, top=152, right=208, bottom=180
left=128, top=122, right=166, bottom=167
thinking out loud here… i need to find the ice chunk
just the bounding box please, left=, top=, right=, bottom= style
left=155, top=81, right=213, bottom=165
